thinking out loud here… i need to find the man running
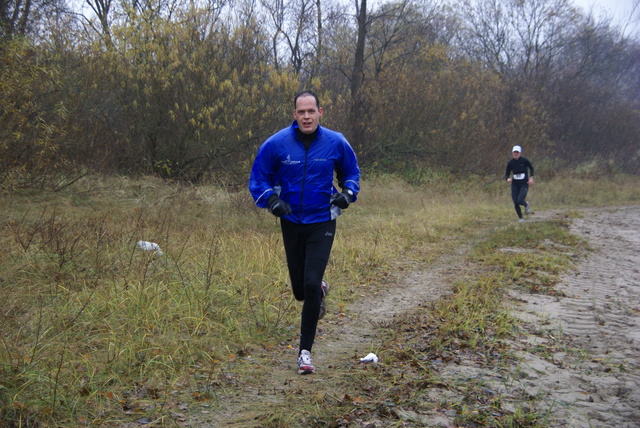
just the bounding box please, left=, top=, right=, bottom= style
left=249, top=91, right=360, bottom=374
left=505, top=145, right=534, bottom=222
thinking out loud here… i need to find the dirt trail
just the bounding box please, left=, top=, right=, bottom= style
left=509, top=205, right=640, bottom=427
left=204, top=206, right=640, bottom=427
left=205, top=249, right=467, bottom=426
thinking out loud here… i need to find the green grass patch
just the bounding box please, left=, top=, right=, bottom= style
left=471, top=219, right=587, bottom=294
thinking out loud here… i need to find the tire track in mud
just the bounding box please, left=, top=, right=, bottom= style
left=513, top=206, right=640, bottom=427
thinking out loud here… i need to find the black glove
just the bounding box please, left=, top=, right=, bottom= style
left=332, top=189, right=353, bottom=209
left=268, top=194, right=292, bottom=217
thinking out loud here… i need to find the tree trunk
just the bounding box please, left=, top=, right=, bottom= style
left=349, top=0, right=367, bottom=150
left=315, top=0, right=322, bottom=77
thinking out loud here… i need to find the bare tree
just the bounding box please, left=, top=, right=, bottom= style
left=314, top=0, right=322, bottom=77
left=84, top=0, right=113, bottom=45
left=261, top=0, right=318, bottom=74
left=347, top=0, right=367, bottom=149
left=509, top=0, right=577, bottom=85
left=0, top=0, right=64, bottom=39
left=457, top=0, right=513, bottom=75
left=367, top=0, right=439, bottom=77
left=458, top=0, right=579, bottom=83
left=351, top=0, right=365, bottom=97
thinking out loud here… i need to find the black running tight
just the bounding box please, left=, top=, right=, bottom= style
left=280, top=219, right=336, bottom=353
left=511, top=181, right=528, bottom=219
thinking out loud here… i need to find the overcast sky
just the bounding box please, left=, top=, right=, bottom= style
left=571, top=0, right=638, bottom=29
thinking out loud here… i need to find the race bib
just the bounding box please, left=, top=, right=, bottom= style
left=513, top=173, right=525, bottom=180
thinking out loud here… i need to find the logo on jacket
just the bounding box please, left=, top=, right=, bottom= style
left=282, top=155, right=301, bottom=165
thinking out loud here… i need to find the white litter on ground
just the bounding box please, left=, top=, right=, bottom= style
left=136, top=240, right=163, bottom=255
left=359, top=353, right=379, bottom=363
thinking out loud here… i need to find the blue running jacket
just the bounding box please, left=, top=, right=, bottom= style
left=249, top=121, right=361, bottom=224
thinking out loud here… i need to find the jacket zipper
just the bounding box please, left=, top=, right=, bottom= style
left=300, top=146, right=308, bottom=218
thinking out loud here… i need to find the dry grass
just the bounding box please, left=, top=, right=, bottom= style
left=0, top=173, right=637, bottom=426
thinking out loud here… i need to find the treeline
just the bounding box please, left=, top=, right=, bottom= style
left=1, top=0, right=639, bottom=187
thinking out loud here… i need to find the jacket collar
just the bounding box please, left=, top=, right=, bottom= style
left=290, top=120, right=324, bottom=137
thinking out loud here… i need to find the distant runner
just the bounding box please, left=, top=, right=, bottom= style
left=504, top=145, right=534, bottom=222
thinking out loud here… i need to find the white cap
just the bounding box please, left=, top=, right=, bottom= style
left=512, top=145, right=522, bottom=152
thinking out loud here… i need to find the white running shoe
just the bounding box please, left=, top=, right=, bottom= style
left=319, top=280, right=330, bottom=319
left=518, top=218, right=525, bottom=223
left=524, top=201, right=531, bottom=215
left=297, top=350, right=315, bottom=375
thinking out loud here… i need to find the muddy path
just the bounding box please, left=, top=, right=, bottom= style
left=198, top=205, right=640, bottom=427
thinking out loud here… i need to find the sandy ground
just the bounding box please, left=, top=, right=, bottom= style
left=508, top=206, right=640, bottom=427
left=206, top=205, right=640, bottom=427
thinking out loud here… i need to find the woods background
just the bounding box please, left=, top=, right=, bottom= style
left=1, top=0, right=639, bottom=187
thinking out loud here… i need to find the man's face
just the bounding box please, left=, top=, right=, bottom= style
left=512, top=151, right=521, bottom=160
left=293, top=95, right=323, bottom=134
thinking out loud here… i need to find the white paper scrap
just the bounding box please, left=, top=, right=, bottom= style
left=359, top=353, right=379, bottom=363
left=137, top=240, right=163, bottom=255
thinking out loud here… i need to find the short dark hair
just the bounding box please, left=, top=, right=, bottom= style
left=294, top=90, right=320, bottom=109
